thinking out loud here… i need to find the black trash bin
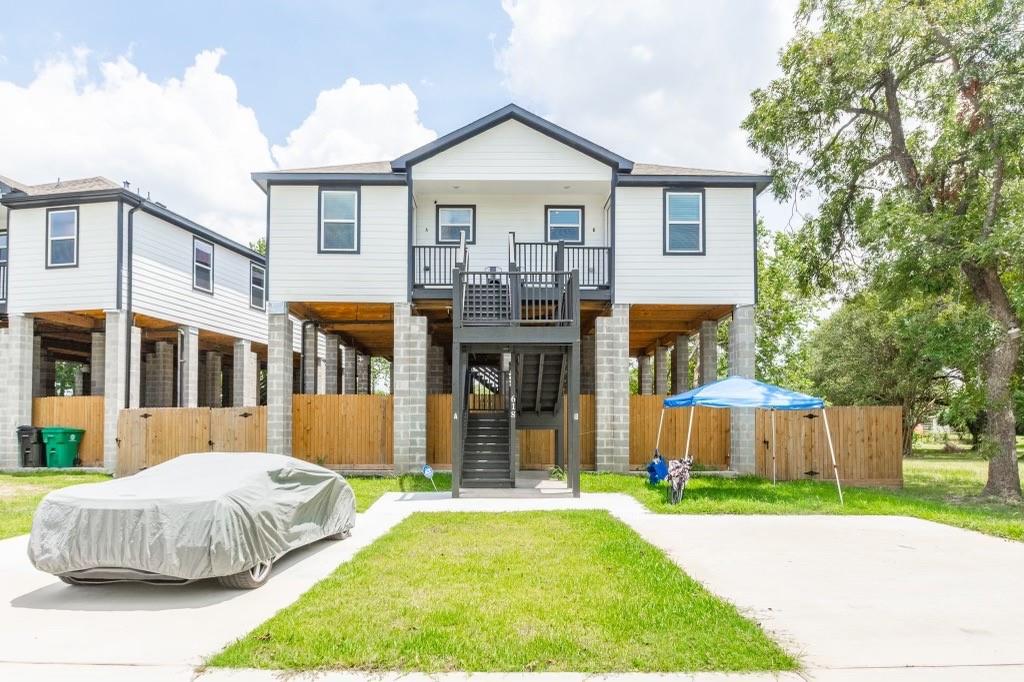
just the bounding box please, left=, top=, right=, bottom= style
left=16, top=425, right=45, bottom=468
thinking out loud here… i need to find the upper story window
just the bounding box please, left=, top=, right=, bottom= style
left=664, top=191, right=704, bottom=254
left=437, top=205, right=475, bottom=244
left=193, top=238, right=214, bottom=293
left=320, top=189, right=359, bottom=252
left=46, top=208, right=79, bottom=268
left=546, top=206, right=584, bottom=243
left=0, top=232, right=7, bottom=263
left=250, top=263, right=266, bottom=310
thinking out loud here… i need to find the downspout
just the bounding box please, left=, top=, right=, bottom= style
left=123, top=199, right=142, bottom=408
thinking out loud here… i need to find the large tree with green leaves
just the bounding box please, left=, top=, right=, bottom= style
left=745, top=0, right=1024, bottom=498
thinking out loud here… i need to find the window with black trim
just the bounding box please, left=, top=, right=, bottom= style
left=320, top=189, right=358, bottom=252
left=546, top=206, right=583, bottom=243
left=0, top=232, right=7, bottom=263
left=193, top=238, right=214, bottom=293
left=665, top=192, right=703, bottom=253
left=250, top=263, right=266, bottom=310
left=437, top=205, right=475, bottom=243
left=46, top=208, right=78, bottom=267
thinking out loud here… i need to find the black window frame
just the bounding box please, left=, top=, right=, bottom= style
left=544, top=205, right=585, bottom=244
left=318, top=186, right=361, bottom=254
left=45, top=206, right=80, bottom=269
left=662, top=189, right=706, bottom=256
left=192, top=236, right=215, bottom=294
left=249, top=261, right=266, bottom=311
left=435, top=204, right=477, bottom=244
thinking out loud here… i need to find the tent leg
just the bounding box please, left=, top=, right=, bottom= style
left=654, top=408, right=665, bottom=455
left=683, top=407, right=695, bottom=459
left=771, top=409, right=777, bottom=486
left=821, top=408, right=844, bottom=505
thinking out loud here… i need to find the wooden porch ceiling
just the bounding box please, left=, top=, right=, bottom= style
left=629, top=304, right=733, bottom=356
left=289, top=302, right=395, bottom=358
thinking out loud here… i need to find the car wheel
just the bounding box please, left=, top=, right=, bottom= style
left=217, top=560, right=273, bottom=589
left=325, top=529, right=351, bottom=541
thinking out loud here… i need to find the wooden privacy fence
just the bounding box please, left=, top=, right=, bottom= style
left=426, top=394, right=596, bottom=470
left=755, top=406, right=903, bottom=487
left=33, top=396, right=105, bottom=467
left=292, top=395, right=392, bottom=469
left=117, top=406, right=266, bottom=476
left=630, top=396, right=730, bottom=469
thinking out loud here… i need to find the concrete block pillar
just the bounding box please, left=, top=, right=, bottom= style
left=0, top=315, right=35, bottom=467
left=392, top=304, right=426, bottom=472
left=301, top=323, right=318, bottom=394
left=233, top=339, right=257, bottom=407
left=73, top=366, right=85, bottom=397
left=595, top=304, right=630, bottom=472
left=638, top=354, right=653, bottom=395
left=654, top=344, right=669, bottom=395
left=728, top=305, right=756, bottom=473
left=178, top=326, right=199, bottom=408
left=90, top=332, right=105, bottom=395
left=323, top=334, right=340, bottom=394
left=672, top=334, right=691, bottom=394
left=581, top=331, right=596, bottom=394
left=204, top=351, right=223, bottom=408
left=32, top=337, right=43, bottom=397
left=427, top=340, right=445, bottom=394
left=267, top=311, right=294, bottom=455
left=341, top=344, right=357, bottom=394
left=128, top=326, right=142, bottom=408
left=102, top=311, right=128, bottom=470
left=699, top=320, right=718, bottom=385
left=356, top=353, right=370, bottom=394
left=151, top=342, right=174, bottom=407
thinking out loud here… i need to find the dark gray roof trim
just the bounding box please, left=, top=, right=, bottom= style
left=391, top=103, right=634, bottom=173
left=617, top=173, right=773, bottom=195
left=1, top=188, right=264, bottom=263
left=251, top=172, right=406, bottom=193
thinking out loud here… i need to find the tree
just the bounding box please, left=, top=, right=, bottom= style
left=249, top=237, right=267, bottom=256
left=745, top=0, right=1024, bottom=498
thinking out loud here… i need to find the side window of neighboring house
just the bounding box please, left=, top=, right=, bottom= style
left=320, top=189, right=359, bottom=252
left=664, top=192, right=704, bottom=254
left=193, top=238, right=214, bottom=293
left=437, top=206, right=475, bottom=244
left=546, top=206, right=584, bottom=243
left=0, top=232, right=7, bottom=263
left=46, top=208, right=79, bottom=267
left=250, top=263, right=266, bottom=310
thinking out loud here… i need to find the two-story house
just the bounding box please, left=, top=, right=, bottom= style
left=255, top=104, right=769, bottom=496
left=0, top=175, right=270, bottom=471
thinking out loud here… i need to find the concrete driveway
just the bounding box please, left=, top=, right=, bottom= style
left=2, top=492, right=1023, bottom=681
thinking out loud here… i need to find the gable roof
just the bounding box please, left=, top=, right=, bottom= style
left=390, top=103, right=634, bottom=173
left=623, top=163, right=772, bottom=193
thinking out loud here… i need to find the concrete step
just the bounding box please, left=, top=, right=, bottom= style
left=461, top=478, right=513, bottom=488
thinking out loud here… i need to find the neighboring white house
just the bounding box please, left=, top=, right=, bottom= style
left=0, top=175, right=268, bottom=470
left=253, top=104, right=769, bottom=491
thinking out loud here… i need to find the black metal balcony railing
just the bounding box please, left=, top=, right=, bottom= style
left=513, top=240, right=610, bottom=289
left=413, top=245, right=458, bottom=287
left=454, top=269, right=578, bottom=327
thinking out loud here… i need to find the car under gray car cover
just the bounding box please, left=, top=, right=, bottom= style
left=28, top=453, right=356, bottom=580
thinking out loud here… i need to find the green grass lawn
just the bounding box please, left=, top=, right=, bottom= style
left=0, top=471, right=110, bottom=540
left=346, top=472, right=453, bottom=512
left=211, top=511, right=795, bottom=672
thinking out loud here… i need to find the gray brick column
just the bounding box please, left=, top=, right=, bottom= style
left=672, top=334, right=690, bottom=394
left=654, top=344, right=669, bottom=395
left=699, top=320, right=718, bottom=385
left=32, top=337, right=43, bottom=397
left=729, top=305, right=756, bottom=473
left=103, top=311, right=128, bottom=471
left=128, top=326, right=142, bottom=408
left=427, top=340, right=445, bottom=394
left=233, top=339, right=257, bottom=407
left=323, top=334, right=340, bottom=394
left=90, top=332, right=105, bottom=395
left=152, top=341, right=174, bottom=407
left=179, top=326, right=199, bottom=408
left=581, top=331, right=596, bottom=394
left=204, top=351, right=223, bottom=408
left=356, top=353, right=370, bottom=394
left=638, top=354, right=653, bottom=394
left=73, top=366, right=85, bottom=397
left=301, top=323, right=318, bottom=394
left=0, top=315, right=34, bottom=467
left=595, top=304, right=629, bottom=472
left=267, top=311, right=294, bottom=455
left=341, top=343, right=357, bottom=394
left=392, top=304, right=426, bottom=472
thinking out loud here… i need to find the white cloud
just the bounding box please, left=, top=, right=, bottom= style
left=0, top=51, right=435, bottom=244
left=271, top=78, right=436, bottom=170
left=497, top=0, right=800, bottom=228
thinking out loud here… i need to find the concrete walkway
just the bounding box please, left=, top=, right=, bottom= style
left=2, top=491, right=1024, bottom=681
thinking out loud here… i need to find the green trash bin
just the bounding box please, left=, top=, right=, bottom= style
left=40, top=427, right=86, bottom=468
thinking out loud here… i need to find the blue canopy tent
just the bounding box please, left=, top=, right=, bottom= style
left=656, top=376, right=843, bottom=503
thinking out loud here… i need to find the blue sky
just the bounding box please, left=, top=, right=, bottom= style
left=0, top=0, right=799, bottom=243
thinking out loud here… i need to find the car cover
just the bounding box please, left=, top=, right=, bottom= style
left=28, top=453, right=356, bottom=580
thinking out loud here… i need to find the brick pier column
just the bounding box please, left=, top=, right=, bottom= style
left=341, top=344, right=357, bottom=394
left=728, top=305, right=756, bottom=473
left=128, top=326, right=142, bottom=408
left=392, top=304, right=426, bottom=473
left=103, top=311, right=128, bottom=471
left=204, top=351, right=223, bottom=408
left=356, top=353, right=371, bottom=394
left=638, top=354, right=653, bottom=395
left=90, top=332, right=105, bottom=396
left=595, top=304, right=629, bottom=472
left=267, top=310, right=294, bottom=455
left=672, top=334, right=690, bottom=394
left=654, top=344, right=669, bottom=395
left=233, top=339, right=257, bottom=407
left=0, top=315, right=34, bottom=467
left=323, top=334, right=340, bottom=394
left=178, top=326, right=200, bottom=408
left=698, top=320, right=718, bottom=385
